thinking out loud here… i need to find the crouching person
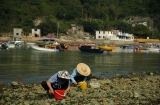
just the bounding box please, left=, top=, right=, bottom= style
left=41, top=70, right=70, bottom=98
left=70, top=63, right=92, bottom=86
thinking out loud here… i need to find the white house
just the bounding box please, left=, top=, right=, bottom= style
left=32, top=29, right=41, bottom=37
left=95, top=30, right=134, bottom=41
left=13, top=28, right=23, bottom=41
left=95, top=30, right=114, bottom=39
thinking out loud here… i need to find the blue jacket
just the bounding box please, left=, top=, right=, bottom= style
left=70, top=68, right=87, bottom=83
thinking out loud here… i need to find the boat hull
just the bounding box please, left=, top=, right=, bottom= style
left=79, top=46, right=103, bottom=53
left=30, top=45, right=59, bottom=52
left=98, top=46, right=113, bottom=51
left=144, top=48, right=160, bottom=52
left=120, top=45, right=134, bottom=49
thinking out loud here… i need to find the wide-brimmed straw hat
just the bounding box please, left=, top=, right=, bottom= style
left=58, top=70, right=70, bottom=79
left=77, top=63, right=91, bottom=76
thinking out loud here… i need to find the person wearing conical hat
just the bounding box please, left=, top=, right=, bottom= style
left=70, top=63, right=91, bottom=85
left=41, top=70, right=70, bottom=98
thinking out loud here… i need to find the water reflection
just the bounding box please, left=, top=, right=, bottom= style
left=0, top=48, right=160, bottom=84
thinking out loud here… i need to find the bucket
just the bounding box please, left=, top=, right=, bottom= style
left=78, top=81, right=87, bottom=90
left=54, top=90, right=65, bottom=100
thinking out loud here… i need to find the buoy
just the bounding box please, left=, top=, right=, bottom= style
left=146, top=52, right=149, bottom=56
left=103, top=51, right=107, bottom=55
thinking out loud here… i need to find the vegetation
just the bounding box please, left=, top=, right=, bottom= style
left=0, top=0, right=160, bottom=38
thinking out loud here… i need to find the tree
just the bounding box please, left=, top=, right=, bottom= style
left=116, top=22, right=132, bottom=33
left=36, top=20, right=57, bottom=36
left=82, top=21, right=98, bottom=35
left=55, top=0, right=81, bottom=21
left=133, top=25, right=151, bottom=38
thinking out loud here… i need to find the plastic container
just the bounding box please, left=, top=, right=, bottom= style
left=54, top=90, right=65, bottom=100
left=78, top=81, right=87, bottom=90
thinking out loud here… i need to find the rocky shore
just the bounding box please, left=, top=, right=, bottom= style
left=0, top=73, right=159, bottom=105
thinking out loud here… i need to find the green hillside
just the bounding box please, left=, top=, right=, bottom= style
left=0, top=0, right=160, bottom=38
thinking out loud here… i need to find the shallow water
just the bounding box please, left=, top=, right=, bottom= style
left=0, top=47, right=160, bottom=84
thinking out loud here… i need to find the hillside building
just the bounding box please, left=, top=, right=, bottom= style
left=13, top=28, right=23, bottom=41
left=95, top=30, right=134, bottom=41
left=32, top=29, right=41, bottom=37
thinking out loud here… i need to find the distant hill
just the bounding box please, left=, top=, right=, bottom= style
left=0, top=0, right=160, bottom=39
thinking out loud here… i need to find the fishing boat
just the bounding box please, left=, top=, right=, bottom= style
left=78, top=44, right=104, bottom=53
left=30, top=41, right=69, bottom=52
left=30, top=44, right=59, bottom=52
left=79, top=46, right=103, bottom=53
left=141, top=43, right=160, bottom=53
left=134, top=44, right=145, bottom=52
left=0, top=42, right=8, bottom=49
left=38, top=38, right=56, bottom=44
left=120, top=45, right=134, bottom=49
left=7, top=41, right=15, bottom=48
left=98, top=45, right=115, bottom=51
left=143, top=47, right=160, bottom=53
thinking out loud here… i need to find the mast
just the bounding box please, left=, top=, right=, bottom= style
left=57, top=22, right=59, bottom=38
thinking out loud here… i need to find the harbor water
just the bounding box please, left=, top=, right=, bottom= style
left=0, top=47, right=160, bottom=84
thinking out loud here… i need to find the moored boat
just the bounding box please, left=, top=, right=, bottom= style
left=7, top=41, right=15, bottom=48
left=30, top=41, right=69, bottom=52
left=120, top=45, right=134, bottom=49
left=140, top=43, right=160, bottom=53
left=0, top=42, right=8, bottom=49
left=134, top=44, right=145, bottom=52
left=30, top=44, right=59, bottom=52
left=78, top=44, right=104, bottom=53
left=37, top=42, right=69, bottom=51
left=143, top=48, right=160, bottom=53
left=79, top=46, right=103, bottom=53
left=98, top=45, right=114, bottom=51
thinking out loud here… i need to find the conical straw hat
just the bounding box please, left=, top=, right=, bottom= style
left=77, top=63, right=91, bottom=76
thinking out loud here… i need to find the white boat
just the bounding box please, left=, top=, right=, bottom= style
left=38, top=38, right=56, bottom=44
left=7, top=41, right=15, bottom=48
left=0, top=42, right=8, bottom=49
left=15, top=41, right=24, bottom=45
left=26, top=42, right=36, bottom=45
left=142, top=43, right=160, bottom=53
left=144, top=48, right=160, bottom=53
left=30, top=44, right=59, bottom=52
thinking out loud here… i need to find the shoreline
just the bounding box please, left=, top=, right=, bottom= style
left=1, top=36, right=160, bottom=47
left=0, top=73, right=159, bottom=105
left=0, top=36, right=138, bottom=46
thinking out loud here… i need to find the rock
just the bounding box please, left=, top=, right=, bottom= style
left=134, top=92, right=139, bottom=98
left=0, top=93, right=2, bottom=100
left=131, top=77, right=139, bottom=81
left=0, top=74, right=159, bottom=105
left=4, top=97, right=11, bottom=102
left=11, top=81, right=19, bottom=86
left=150, top=72, right=154, bottom=76
left=89, top=79, right=100, bottom=88
left=99, top=79, right=111, bottom=84
left=0, top=81, right=4, bottom=86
